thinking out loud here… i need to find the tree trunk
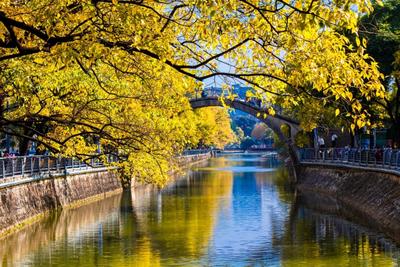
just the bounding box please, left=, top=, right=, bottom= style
left=18, top=137, right=30, bottom=156
left=388, top=122, right=400, bottom=148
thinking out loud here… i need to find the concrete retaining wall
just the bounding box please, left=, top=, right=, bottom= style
left=298, top=163, right=400, bottom=243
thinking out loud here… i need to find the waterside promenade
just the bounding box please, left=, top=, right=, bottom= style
left=300, top=148, right=400, bottom=175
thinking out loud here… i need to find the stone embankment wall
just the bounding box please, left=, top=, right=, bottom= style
left=0, top=153, right=212, bottom=237
left=298, top=163, right=400, bottom=243
left=0, top=170, right=122, bottom=236
left=176, top=152, right=212, bottom=166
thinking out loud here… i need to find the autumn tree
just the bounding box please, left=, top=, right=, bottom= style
left=251, top=123, right=273, bottom=141
left=0, top=0, right=387, bottom=183
left=194, top=107, right=236, bottom=149
left=234, top=127, right=245, bottom=143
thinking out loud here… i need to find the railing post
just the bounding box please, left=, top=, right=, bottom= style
left=31, top=157, right=34, bottom=175
left=39, top=157, right=42, bottom=176
left=2, top=160, right=5, bottom=179
left=383, top=151, right=386, bottom=168
left=389, top=151, right=393, bottom=169
left=21, top=158, right=25, bottom=177
left=56, top=157, right=60, bottom=173
left=11, top=158, right=14, bottom=177
left=397, top=151, right=400, bottom=169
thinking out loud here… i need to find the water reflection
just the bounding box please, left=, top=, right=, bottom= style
left=1, top=153, right=400, bottom=266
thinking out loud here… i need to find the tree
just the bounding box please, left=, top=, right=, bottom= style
left=0, top=1, right=384, bottom=122
left=194, top=107, right=236, bottom=149
left=230, top=108, right=261, bottom=136
left=0, top=0, right=386, bottom=183
left=234, top=127, right=245, bottom=143
left=240, top=136, right=256, bottom=150
left=251, top=123, right=273, bottom=140
left=359, top=0, right=400, bottom=145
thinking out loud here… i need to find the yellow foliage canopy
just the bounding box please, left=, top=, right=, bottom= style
left=194, top=107, right=236, bottom=149
left=0, top=0, right=385, bottom=184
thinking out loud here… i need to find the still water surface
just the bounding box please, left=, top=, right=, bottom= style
left=1, top=153, right=400, bottom=266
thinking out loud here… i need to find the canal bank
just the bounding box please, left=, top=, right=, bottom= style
left=1, top=153, right=399, bottom=266
left=0, top=152, right=212, bottom=238
left=297, top=163, right=400, bottom=243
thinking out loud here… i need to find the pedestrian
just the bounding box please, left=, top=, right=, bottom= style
left=331, top=133, right=338, bottom=148
left=318, top=136, right=325, bottom=149
left=318, top=136, right=325, bottom=159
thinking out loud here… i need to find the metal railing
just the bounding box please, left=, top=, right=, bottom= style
left=191, top=88, right=264, bottom=108
left=190, top=88, right=290, bottom=119
left=181, top=149, right=211, bottom=156
left=299, top=148, right=400, bottom=171
left=0, top=150, right=213, bottom=184
left=0, top=155, right=118, bottom=181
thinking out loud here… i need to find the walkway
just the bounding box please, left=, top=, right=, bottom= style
left=0, top=150, right=211, bottom=188
left=299, top=148, right=400, bottom=174
left=0, top=155, right=116, bottom=189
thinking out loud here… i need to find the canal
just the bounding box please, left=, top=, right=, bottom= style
left=1, top=153, right=400, bottom=266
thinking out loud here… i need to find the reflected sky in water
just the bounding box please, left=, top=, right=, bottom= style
left=1, top=153, right=400, bottom=266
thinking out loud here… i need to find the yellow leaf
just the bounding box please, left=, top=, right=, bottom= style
left=356, top=119, right=364, bottom=128
left=362, top=38, right=367, bottom=47
left=268, top=107, right=275, bottom=116
left=335, top=109, right=340, bottom=117
left=346, top=92, right=353, bottom=101
left=355, top=37, right=360, bottom=47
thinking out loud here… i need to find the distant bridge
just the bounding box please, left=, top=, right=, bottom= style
left=189, top=90, right=302, bottom=164
left=190, top=96, right=300, bottom=138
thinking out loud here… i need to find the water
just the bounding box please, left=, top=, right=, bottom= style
left=1, top=153, right=400, bottom=266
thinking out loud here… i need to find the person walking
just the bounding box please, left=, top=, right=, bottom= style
left=318, top=136, right=325, bottom=149
left=318, top=136, right=325, bottom=159
left=331, top=133, right=338, bottom=148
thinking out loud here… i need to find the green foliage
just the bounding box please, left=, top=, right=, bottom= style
left=231, top=113, right=258, bottom=137
left=234, top=127, right=245, bottom=142
left=360, top=0, right=400, bottom=76
left=295, top=131, right=311, bottom=148
left=359, top=0, right=400, bottom=144
left=240, top=136, right=256, bottom=150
